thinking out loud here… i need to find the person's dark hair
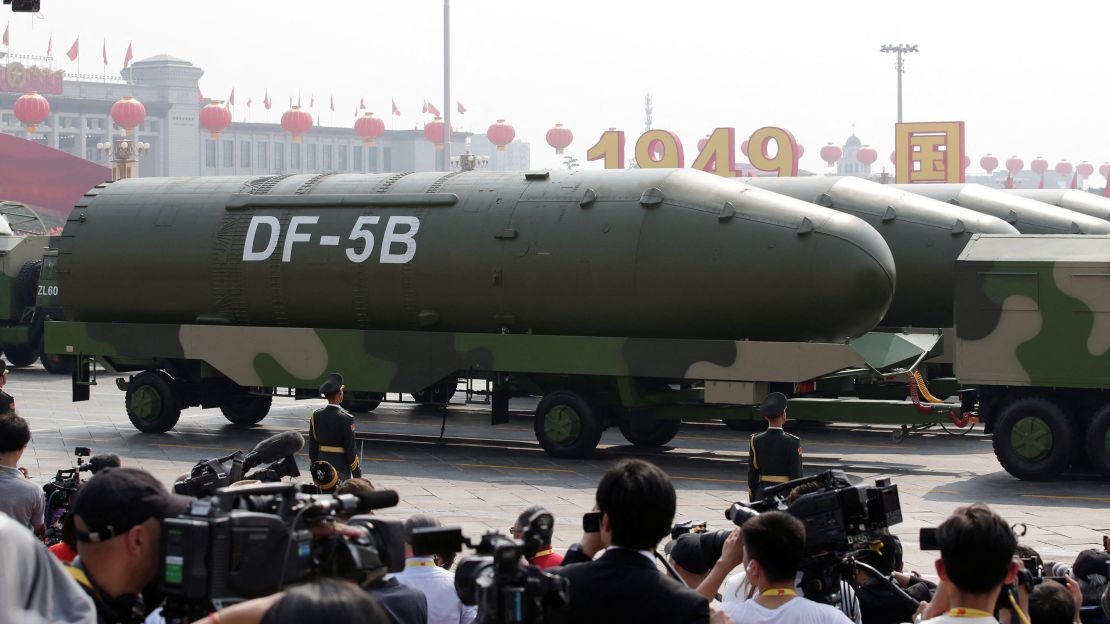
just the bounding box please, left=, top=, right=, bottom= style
left=1016, top=544, right=1042, bottom=562
left=858, top=534, right=900, bottom=576
left=261, top=578, right=389, bottom=624
left=936, top=503, right=1017, bottom=594
left=595, top=459, right=676, bottom=551
left=403, top=514, right=440, bottom=546
left=743, top=511, right=805, bottom=584
left=1029, top=581, right=1075, bottom=624
left=516, top=504, right=554, bottom=544
left=336, top=477, right=375, bottom=496
left=0, top=411, right=30, bottom=453
left=785, top=480, right=823, bottom=504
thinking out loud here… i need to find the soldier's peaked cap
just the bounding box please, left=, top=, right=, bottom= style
left=319, top=373, right=344, bottom=397
left=759, top=392, right=788, bottom=418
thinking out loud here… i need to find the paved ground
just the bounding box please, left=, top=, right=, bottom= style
left=12, top=364, right=1110, bottom=575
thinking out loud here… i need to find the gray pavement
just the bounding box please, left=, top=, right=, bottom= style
left=11, top=364, right=1110, bottom=575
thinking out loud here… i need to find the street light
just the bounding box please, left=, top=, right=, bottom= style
left=879, top=43, right=918, bottom=123
left=97, top=138, right=150, bottom=181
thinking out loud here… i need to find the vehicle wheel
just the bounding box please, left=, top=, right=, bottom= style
left=993, top=396, right=1075, bottom=480
left=4, top=344, right=40, bottom=367
left=40, top=352, right=73, bottom=375
left=1084, top=404, right=1110, bottom=478
left=724, top=418, right=762, bottom=432
left=220, top=394, right=272, bottom=426
left=125, top=371, right=182, bottom=433
left=13, top=260, right=40, bottom=310
left=534, top=390, right=604, bottom=458
left=412, top=378, right=459, bottom=404
left=342, top=394, right=384, bottom=413
left=619, top=416, right=680, bottom=447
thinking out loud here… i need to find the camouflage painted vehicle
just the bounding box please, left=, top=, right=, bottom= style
left=956, top=234, right=1110, bottom=479
left=0, top=227, right=67, bottom=373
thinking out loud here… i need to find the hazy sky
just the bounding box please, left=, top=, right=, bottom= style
left=5, top=1, right=1108, bottom=171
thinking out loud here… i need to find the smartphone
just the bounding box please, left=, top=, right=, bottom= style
left=582, top=511, right=602, bottom=533
left=920, top=527, right=939, bottom=550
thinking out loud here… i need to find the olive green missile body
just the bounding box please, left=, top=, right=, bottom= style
left=57, top=169, right=896, bottom=342
left=745, top=176, right=1018, bottom=329
left=892, top=183, right=1110, bottom=234
left=1006, top=189, right=1110, bottom=222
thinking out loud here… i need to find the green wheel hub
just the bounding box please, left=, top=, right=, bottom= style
left=131, top=385, right=163, bottom=422
left=1011, top=416, right=1053, bottom=462
left=545, top=405, right=582, bottom=446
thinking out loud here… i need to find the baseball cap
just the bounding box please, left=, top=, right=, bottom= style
left=72, top=467, right=191, bottom=543
left=666, top=532, right=724, bottom=575
left=1073, top=548, right=1110, bottom=580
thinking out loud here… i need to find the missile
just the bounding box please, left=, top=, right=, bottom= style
left=892, top=183, right=1110, bottom=234
left=57, top=169, right=896, bottom=342
left=746, top=176, right=1018, bottom=329
left=1006, top=189, right=1110, bottom=222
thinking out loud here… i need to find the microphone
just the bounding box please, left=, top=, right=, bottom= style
left=79, top=454, right=121, bottom=473
left=243, top=431, right=304, bottom=470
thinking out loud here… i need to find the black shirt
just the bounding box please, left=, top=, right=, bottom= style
left=369, top=577, right=429, bottom=624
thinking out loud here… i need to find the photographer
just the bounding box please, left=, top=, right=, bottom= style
left=854, top=535, right=934, bottom=624
left=1029, top=581, right=1078, bottom=624
left=0, top=411, right=44, bottom=534
left=721, top=511, right=853, bottom=623
left=0, top=510, right=96, bottom=624
left=68, top=467, right=192, bottom=624
left=396, top=514, right=476, bottom=624
left=549, top=458, right=710, bottom=623
left=511, top=505, right=563, bottom=570
left=260, top=578, right=389, bottom=624
left=914, top=503, right=1020, bottom=624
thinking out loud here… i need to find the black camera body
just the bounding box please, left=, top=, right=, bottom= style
left=671, top=520, right=708, bottom=540
left=160, top=482, right=404, bottom=622
left=413, top=524, right=569, bottom=624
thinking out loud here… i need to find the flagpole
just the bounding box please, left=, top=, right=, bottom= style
left=442, top=0, right=451, bottom=172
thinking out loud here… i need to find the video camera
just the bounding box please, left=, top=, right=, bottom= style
left=173, top=431, right=304, bottom=497
left=41, top=446, right=120, bottom=544
left=671, top=520, right=708, bottom=540
left=160, top=481, right=405, bottom=624
left=412, top=510, right=569, bottom=624
left=725, top=470, right=908, bottom=609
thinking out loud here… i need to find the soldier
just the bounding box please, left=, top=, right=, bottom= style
left=308, top=373, right=362, bottom=481
left=0, top=360, right=14, bottom=415
left=747, top=391, right=803, bottom=501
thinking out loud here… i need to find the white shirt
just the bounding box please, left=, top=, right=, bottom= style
left=0, top=512, right=95, bottom=624
left=394, top=557, right=477, bottom=624
left=718, top=570, right=862, bottom=623
left=723, top=595, right=855, bottom=624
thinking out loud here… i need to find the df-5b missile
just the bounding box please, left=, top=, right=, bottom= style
left=1006, top=189, right=1110, bottom=223
left=744, top=176, right=1018, bottom=329
left=893, top=183, right=1110, bottom=234
left=57, top=169, right=895, bottom=343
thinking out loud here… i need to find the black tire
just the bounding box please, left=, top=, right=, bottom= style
left=125, top=370, right=182, bottom=433
left=412, top=378, right=459, bottom=405
left=724, top=418, right=762, bottom=432
left=4, top=343, right=39, bottom=367
left=13, top=260, right=40, bottom=310
left=342, top=395, right=384, bottom=413
left=534, top=390, right=604, bottom=458
left=39, top=352, right=73, bottom=375
left=619, top=416, right=680, bottom=447
left=220, top=394, right=272, bottom=426
left=992, top=396, right=1075, bottom=480
left=1084, top=404, right=1110, bottom=478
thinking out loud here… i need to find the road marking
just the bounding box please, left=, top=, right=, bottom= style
left=1021, top=494, right=1110, bottom=502
left=455, top=463, right=575, bottom=473
left=670, top=475, right=746, bottom=484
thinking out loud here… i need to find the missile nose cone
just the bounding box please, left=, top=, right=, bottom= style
left=807, top=212, right=897, bottom=339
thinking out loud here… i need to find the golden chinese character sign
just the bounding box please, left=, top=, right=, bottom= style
left=894, top=121, right=965, bottom=184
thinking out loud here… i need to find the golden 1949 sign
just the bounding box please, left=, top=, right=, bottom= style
left=587, top=121, right=965, bottom=184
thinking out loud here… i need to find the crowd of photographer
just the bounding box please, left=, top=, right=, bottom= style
left=2, top=405, right=1109, bottom=624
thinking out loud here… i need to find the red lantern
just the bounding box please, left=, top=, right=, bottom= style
left=1077, top=162, right=1095, bottom=178
left=980, top=154, right=999, bottom=173
left=199, top=100, right=232, bottom=139
left=740, top=139, right=750, bottom=157
left=546, top=123, right=572, bottom=155
left=1055, top=160, right=1073, bottom=177
left=1100, top=163, right=1110, bottom=178
left=697, top=135, right=710, bottom=152
left=856, top=146, right=878, bottom=166
left=14, top=91, right=50, bottom=133
left=424, top=116, right=449, bottom=150
left=795, top=144, right=804, bottom=159
left=1005, top=156, right=1024, bottom=175
left=487, top=119, right=516, bottom=152
left=281, top=106, right=313, bottom=143
left=819, top=143, right=842, bottom=166
left=110, top=96, right=146, bottom=135
left=890, top=151, right=897, bottom=165
left=354, top=112, right=385, bottom=146
left=962, top=155, right=970, bottom=170
left=1030, top=157, right=1048, bottom=174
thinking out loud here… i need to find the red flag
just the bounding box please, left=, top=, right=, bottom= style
left=359, top=97, right=366, bottom=110
left=264, top=91, right=271, bottom=110
left=102, top=39, right=107, bottom=66
left=228, top=88, right=235, bottom=106
left=246, top=97, right=252, bottom=108
left=122, top=41, right=133, bottom=69
left=197, top=87, right=204, bottom=104
left=329, top=95, right=334, bottom=112
left=47, top=34, right=52, bottom=55
left=392, top=99, right=401, bottom=116
left=2, top=25, right=8, bottom=48
left=421, top=100, right=428, bottom=114
left=1070, top=172, right=1078, bottom=189
left=66, top=36, right=79, bottom=61
left=457, top=101, right=466, bottom=114
left=427, top=102, right=441, bottom=116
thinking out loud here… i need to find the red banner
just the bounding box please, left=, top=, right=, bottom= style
left=0, top=63, right=64, bottom=95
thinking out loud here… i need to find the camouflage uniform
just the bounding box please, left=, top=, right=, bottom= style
left=747, top=428, right=803, bottom=501
left=309, top=403, right=361, bottom=480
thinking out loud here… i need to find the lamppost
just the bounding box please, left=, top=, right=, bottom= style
left=96, top=137, right=150, bottom=181
left=442, top=0, right=451, bottom=172
left=879, top=44, right=918, bottom=123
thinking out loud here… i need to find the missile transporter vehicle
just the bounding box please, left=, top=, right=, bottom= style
left=892, top=183, right=1110, bottom=235
left=1006, top=189, right=1110, bottom=223
left=0, top=222, right=69, bottom=373
left=955, top=234, right=1110, bottom=479
left=47, top=168, right=970, bottom=458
